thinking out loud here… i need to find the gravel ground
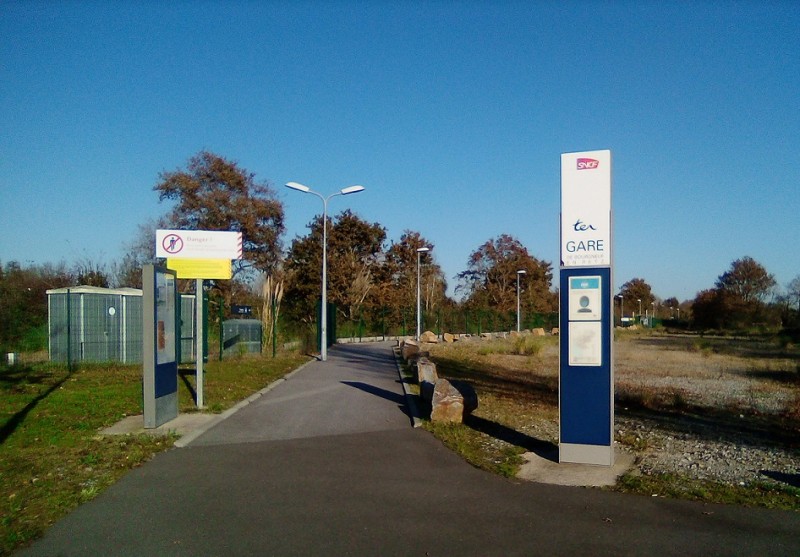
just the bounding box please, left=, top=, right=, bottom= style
left=616, top=415, right=800, bottom=486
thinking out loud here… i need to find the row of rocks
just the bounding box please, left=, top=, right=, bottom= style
left=417, top=328, right=558, bottom=344
left=400, top=339, right=478, bottom=424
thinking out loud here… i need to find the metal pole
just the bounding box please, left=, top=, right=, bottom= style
left=321, top=197, right=328, bottom=361
left=516, top=274, right=521, bottom=332
left=416, top=251, right=422, bottom=340
left=196, top=278, right=204, bottom=408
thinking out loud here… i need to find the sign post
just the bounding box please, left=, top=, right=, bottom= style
left=559, top=150, right=614, bottom=465
left=156, top=229, right=242, bottom=409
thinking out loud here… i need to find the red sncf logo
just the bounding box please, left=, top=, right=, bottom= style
left=576, top=158, right=599, bottom=170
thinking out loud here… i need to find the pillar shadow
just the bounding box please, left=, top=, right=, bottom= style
left=464, top=415, right=559, bottom=462
left=178, top=367, right=198, bottom=405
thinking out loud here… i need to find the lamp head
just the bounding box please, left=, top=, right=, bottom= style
left=340, top=185, right=365, bottom=195
left=285, top=182, right=311, bottom=193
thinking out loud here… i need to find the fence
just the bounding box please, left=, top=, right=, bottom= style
left=334, top=307, right=559, bottom=341
left=46, top=286, right=196, bottom=367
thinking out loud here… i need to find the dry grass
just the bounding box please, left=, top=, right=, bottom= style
left=423, top=331, right=800, bottom=507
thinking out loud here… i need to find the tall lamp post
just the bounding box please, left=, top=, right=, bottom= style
left=285, top=181, right=365, bottom=361
left=516, top=269, right=526, bottom=332
left=416, top=246, right=431, bottom=340
left=637, top=298, right=642, bottom=324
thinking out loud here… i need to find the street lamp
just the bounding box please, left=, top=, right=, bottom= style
left=616, top=295, right=624, bottom=327
left=516, top=270, right=526, bottom=332
left=285, top=181, right=365, bottom=361
left=637, top=298, right=642, bottom=323
left=416, top=246, right=431, bottom=340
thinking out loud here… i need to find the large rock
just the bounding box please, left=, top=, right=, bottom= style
left=416, top=357, right=439, bottom=402
left=532, top=328, right=546, bottom=336
left=420, top=330, right=439, bottom=343
left=551, top=328, right=559, bottom=336
left=443, top=332, right=456, bottom=343
left=430, top=379, right=478, bottom=424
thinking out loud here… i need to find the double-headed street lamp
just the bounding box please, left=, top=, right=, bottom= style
left=416, top=246, right=431, bottom=340
left=285, top=181, right=365, bottom=361
left=516, top=269, right=526, bottom=332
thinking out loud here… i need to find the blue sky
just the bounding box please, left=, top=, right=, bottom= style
left=1, top=1, right=798, bottom=302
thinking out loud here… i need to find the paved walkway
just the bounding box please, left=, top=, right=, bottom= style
left=19, top=342, right=800, bottom=556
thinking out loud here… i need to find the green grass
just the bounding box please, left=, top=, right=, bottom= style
left=0, top=351, right=309, bottom=556
left=422, top=420, right=526, bottom=477
left=616, top=473, right=800, bottom=510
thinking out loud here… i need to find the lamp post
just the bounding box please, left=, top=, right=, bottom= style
left=616, top=295, right=624, bottom=327
left=516, top=270, right=526, bottom=332
left=416, top=246, right=431, bottom=340
left=285, top=181, right=365, bottom=361
left=637, top=298, right=642, bottom=323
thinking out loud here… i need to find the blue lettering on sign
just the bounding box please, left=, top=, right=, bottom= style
left=572, top=219, right=597, bottom=232
left=566, top=240, right=604, bottom=252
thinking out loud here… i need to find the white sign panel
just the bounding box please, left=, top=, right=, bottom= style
left=568, top=321, right=602, bottom=366
left=568, top=276, right=602, bottom=321
left=156, top=230, right=243, bottom=260
left=560, top=150, right=612, bottom=268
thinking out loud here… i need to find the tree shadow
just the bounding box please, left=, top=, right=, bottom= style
left=1, top=368, right=73, bottom=445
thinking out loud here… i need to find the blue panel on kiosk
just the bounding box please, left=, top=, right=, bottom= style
left=560, top=267, right=612, bottom=446
left=155, top=361, right=178, bottom=398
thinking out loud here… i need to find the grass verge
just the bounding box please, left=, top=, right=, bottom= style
left=0, top=351, right=309, bottom=556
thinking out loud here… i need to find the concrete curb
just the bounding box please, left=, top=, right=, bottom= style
left=175, top=358, right=317, bottom=447
left=392, top=346, right=422, bottom=428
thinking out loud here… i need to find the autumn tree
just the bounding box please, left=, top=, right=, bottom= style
left=715, top=256, right=776, bottom=305
left=618, top=278, right=656, bottom=318
left=692, top=257, right=778, bottom=329
left=154, top=151, right=285, bottom=282
left=283, top=210, right=386, bottom=324
left=456, top=234, right=556, bottom=314
left=375, top=231, right=446, bottom=328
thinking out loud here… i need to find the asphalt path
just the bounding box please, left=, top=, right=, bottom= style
left=18, top=341, right=800, bottom=556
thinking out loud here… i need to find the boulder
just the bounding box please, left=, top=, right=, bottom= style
left=532, top=328, right=546, bottom=336
left=443, top=332, right=456, bottom=343
left=401, top=340, right=420, bottom=361
left=420, top=330, right=439, bottom=343
left=551, top=328, right=559, bottom=336
left=430, top=379, right=478, bottom=424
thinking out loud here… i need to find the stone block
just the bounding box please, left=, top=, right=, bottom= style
left=430, top=378, right=478, bottom=424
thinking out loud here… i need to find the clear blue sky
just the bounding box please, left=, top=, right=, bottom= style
left=2, top=1, right=798, bottom=302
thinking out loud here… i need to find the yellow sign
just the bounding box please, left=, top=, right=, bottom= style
left=167, top=258, right=232, bottom=279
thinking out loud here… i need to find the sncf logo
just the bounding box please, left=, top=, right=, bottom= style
left=576, top=158, right=599, bottom=170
